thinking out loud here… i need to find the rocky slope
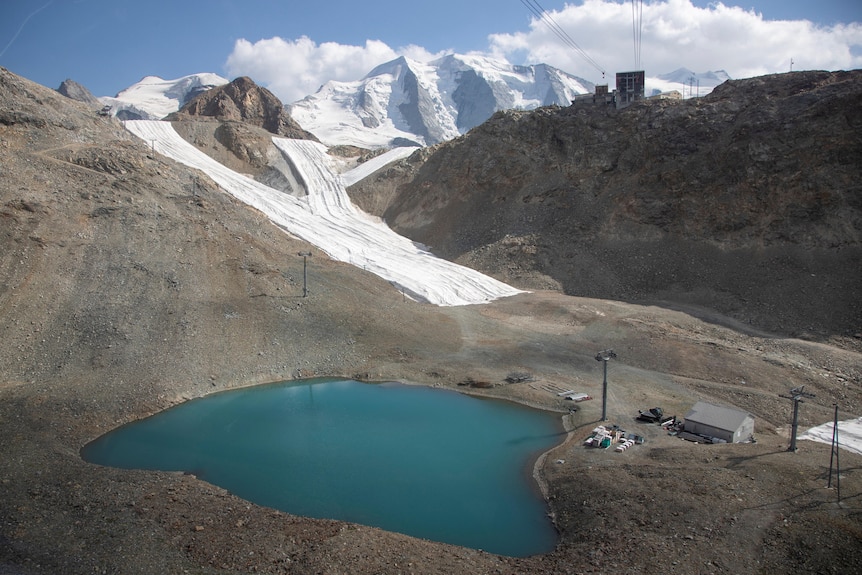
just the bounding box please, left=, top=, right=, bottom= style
left=352, top=70, right=862, bottom=342
left=2, top=66, right=861, bottom=575
left=168, top=76, right=317, bottom=140
left=163, top=76, right=320, bottom=194
left=56, top=78, right=100, bottom=107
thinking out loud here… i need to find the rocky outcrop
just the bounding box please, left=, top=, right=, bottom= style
left=170, top=76, right=317, bottom=140
left=166, top=76, right=319, bottom=192
left=369, top=70, right=862, bottom=339
left=56, top=78, right=100, bottom=106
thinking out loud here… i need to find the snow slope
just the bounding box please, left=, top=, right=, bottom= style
left=101, top=73, right=228, bottom=120
left=288, top=54, right=592, bottom=148
left=340, top=146, right=420, bottom=188
left=123, top=120, right=522, bottom=306
left=801, top=417, right=862, bottom=457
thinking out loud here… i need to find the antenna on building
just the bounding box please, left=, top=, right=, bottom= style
left=779, top=386, right=815, bottom=452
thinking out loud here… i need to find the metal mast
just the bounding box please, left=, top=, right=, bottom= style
left=779, top=386, right=815, bottom=452
left=595, top=349, right=617, bottom=421
left=828, top=404, right=840, bottom=499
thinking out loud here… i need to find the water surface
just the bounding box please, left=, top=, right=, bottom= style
left=82, top=379, right=562, bottom=556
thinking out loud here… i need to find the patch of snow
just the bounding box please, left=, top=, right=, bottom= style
left=100, top=73, right=228, bottom=119
left=289, top=76, right=425, bottom=149
left=340, top=147, right=419, bottom=188
left=801, top=417, right=862, bottom=457
left=123, top=120, right=522, bottom=306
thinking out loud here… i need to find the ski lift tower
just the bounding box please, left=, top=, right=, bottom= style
left=297, top=251, right=312, bottom=297
left=780, top=386, right=815, bottom=452
left=614, top=0, right=645, bottom=108
left=595, top=349, right=617, bottom=421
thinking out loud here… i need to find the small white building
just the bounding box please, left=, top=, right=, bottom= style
left=683, top=401, right=755, bottom=443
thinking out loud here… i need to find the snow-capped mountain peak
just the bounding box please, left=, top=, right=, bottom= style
left=656, top=68, right=730, bottom=87
left=645, top=68, right=731, bottom=98
left=103, top=60, right=732, bottom=149
left=288, top=53, right=594, bottom=148
left=100, top=73, right=228, bottom=120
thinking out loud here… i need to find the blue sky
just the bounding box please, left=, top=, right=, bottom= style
left=1, top=0, right=860, bottom=102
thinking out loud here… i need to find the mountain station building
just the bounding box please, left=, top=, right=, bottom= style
left=682, top=401, right=755, bottom=443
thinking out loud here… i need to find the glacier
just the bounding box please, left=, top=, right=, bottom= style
left=100, top=73, right=229, bottom=120
left=123, top=120, right=522, bottom=306
left=288, top=53, right=593, bottom=148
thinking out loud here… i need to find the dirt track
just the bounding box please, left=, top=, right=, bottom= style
left=4, top=285, right=861, bottom=574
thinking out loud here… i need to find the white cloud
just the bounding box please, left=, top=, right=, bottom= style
left=395, top=44, right=448, bottom=64
left=225, top=0, right=862, bottom=103
left=225, top=36, right=399, bottom=103
left=490, top=0, right=862, bottom=83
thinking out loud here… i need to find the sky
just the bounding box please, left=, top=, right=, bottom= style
left=1, top=0, right=860, bottom=104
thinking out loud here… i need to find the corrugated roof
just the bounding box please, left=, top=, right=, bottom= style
left=684, top=401, right=753, bottom=432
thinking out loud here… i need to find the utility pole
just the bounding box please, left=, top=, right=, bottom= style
left=297, top=251, right=312, bottom=297
left=780, top=386, right=815, bottom=452
left=595, top=349, right=617, bottom=421
left=828, top=404, right=840, bottom=499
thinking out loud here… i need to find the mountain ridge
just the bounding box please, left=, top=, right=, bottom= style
left=288, top=53, right=595, bottom=147
left=88, top=57, right=730, bottom=149
left=166, top=75, right=317, bottom=140
left=350, top=69, right=862, bottom=339
left=99, top=72, right=229, bottom=120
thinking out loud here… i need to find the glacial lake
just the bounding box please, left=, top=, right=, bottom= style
left=81, top=378, right=563, bottom=557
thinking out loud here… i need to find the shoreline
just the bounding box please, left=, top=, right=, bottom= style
left=76, top=375, right=570, bottom=555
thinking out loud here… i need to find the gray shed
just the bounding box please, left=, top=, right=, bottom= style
left=683, top=401, right=755, bottom=443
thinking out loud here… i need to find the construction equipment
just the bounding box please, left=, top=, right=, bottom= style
left=636, top=407, right=664, bottom=423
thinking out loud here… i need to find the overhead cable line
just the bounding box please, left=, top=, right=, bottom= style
left=631, top=0, right=643, bottom=70
left=519, top=0, right=605, bottom=78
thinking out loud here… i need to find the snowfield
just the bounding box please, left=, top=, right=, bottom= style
left=340, top=146, right=420, bottom=187
left=124, top=120, right=522, bottom=306
left=101, top=74, right=228, bottom=120
left=287, top=54, right=592, bottom=148
left=800, top=417, right=862, bottom=457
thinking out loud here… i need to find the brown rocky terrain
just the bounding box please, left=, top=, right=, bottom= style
left=1, top=66, right=861, bottom=574
left=56, top=78, right=101, bottom=108
left=168, top=76, right=318, bottom=141
left=351, top=70, right=862, bottom=344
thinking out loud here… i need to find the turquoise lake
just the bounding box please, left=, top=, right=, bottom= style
left=81, top=378, right=563, bottom=557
